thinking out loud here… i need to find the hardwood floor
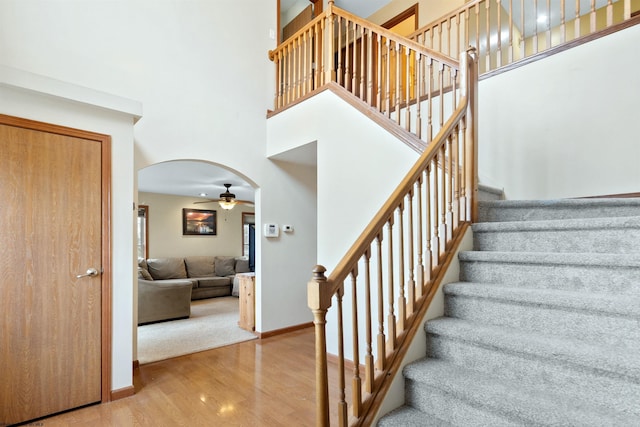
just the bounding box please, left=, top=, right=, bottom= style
left=37, top=327, right=332, bottom=426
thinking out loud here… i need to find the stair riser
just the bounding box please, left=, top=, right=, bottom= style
left=427, top=334, right=640, bottom=415
left=377, top=407, right=454, bottom=427
left=478, top=203, right=640, bottom=223
left=473, top=227, right=640, bottom=254
left=478, top=187, right=504, bottom=201
left=405, top=380, right=518, bottom=427
left=444, top=295, right=640, bottom=349
left=460, top=261, right=640, bottom=295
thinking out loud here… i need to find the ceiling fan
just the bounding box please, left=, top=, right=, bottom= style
left=194, top=183, right=254, bottom=210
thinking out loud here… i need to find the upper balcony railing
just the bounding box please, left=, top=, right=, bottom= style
left=410, top=0, right=638, bottom=76
left=269, top=2, right=464, bottom=151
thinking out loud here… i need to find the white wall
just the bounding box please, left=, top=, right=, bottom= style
left=478, top=24, right=640, bottom=199
left=138, top=192, right=252, bottom=258
left=255, top=159, right=318, bottom=332
left=267, top=89, right=419, bottom=274
left=267, top=89, right=419, bottom=357
left=0, top=66, right=141, bottom=393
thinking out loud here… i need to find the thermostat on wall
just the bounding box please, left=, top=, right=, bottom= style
left=264, top=223, right=279, bottom=238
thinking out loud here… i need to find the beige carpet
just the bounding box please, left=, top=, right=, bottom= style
left=137, top=296, right=257, bottom=364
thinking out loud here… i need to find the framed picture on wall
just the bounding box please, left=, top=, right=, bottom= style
left=182, top=208, right=217, bottom=235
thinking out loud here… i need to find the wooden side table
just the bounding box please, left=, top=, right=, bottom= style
left=237, top=273, right=255, bottom=331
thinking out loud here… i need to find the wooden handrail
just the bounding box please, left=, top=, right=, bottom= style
left=269, top=6, right=458, bottom=68
left=331, top=6, right=459, bottom=69
left=325, top=93, right=469, bottom=297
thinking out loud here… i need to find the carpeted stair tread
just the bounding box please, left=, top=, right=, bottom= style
left=473, top=215, right=640, bottom=232
left=459, top=250, right=640, bottom=268
left=377, top=406, right=454, bottom=427
left=471, top=216, right=640, bottom=253
left=402, top=359, right=639, bottom=426
left=379, top=199, right=640, bottom=425
left=458, top=251, right=640, bottom=294
left=443, top=282, right=640, bottom=318
left=425, top=317, right=640, bottom=382
left=478, top=198, right=640, bottom=222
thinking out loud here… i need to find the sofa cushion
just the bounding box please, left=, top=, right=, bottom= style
left=214, top=256, right=236, bottom=277
left=138, top=267, right=153, bottom=280
left=196, top=276, right=231, bottom=288
left=184, top=256, right=215, bottom=277
left=146, top=258, right=188, bottom=280
left=235, top=258, right=250, bottom=274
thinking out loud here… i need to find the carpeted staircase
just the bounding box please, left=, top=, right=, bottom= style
left=379, top=198, right=640, bottom=426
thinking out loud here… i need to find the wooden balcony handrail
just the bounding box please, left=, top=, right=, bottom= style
left=329, top=5, right=459, bottom=69
left=269, top=4, right=458, bottom=69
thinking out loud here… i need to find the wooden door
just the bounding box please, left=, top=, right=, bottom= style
left=282, top=4, right=314, bottom=42
left=0, top=116, right=109, bottom=425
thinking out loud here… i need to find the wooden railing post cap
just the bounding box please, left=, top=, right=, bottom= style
left=326, top=0, right=334, bottom=15
left=308, top=265, right=332, bottom=311
left=311, top=265, right=327, bottom=282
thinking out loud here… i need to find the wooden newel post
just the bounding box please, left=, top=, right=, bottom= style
left=324, top=1, right=336, bottom=85
left=308, top=265, right=332, bottom=427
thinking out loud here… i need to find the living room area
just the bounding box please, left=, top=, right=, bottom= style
left=136, top=160, right=257, bottom=364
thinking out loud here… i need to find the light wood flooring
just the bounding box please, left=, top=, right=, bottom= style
left=36, top=327, right=338, bottom=426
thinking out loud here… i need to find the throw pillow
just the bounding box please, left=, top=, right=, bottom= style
left=214, top=256, right=236, bottom=277
left=185, top=256, right=215, bottom=277
left=146, top=258, right=188, bottom=280
left=235, top=259, right=250, bottom=273
left=138, top=267, right=153, bottom=280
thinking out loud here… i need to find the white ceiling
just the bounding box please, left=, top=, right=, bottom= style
left=138, top=161, right=255, bottom=202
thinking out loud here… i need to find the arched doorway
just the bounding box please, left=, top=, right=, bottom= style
left=135, top=160, right=258, bottom=364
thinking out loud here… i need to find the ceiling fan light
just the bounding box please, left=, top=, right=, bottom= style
left=219, top=199, right=237, bottom=210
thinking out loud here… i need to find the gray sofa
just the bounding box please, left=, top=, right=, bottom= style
left=138, top=256, right=251, bottom=298
left=138, top=279, right=192, bottom=325
left=137, top=256, right=251, bottom=325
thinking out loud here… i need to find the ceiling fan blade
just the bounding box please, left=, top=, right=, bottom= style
left=193, top=198, right=254, bottom=206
